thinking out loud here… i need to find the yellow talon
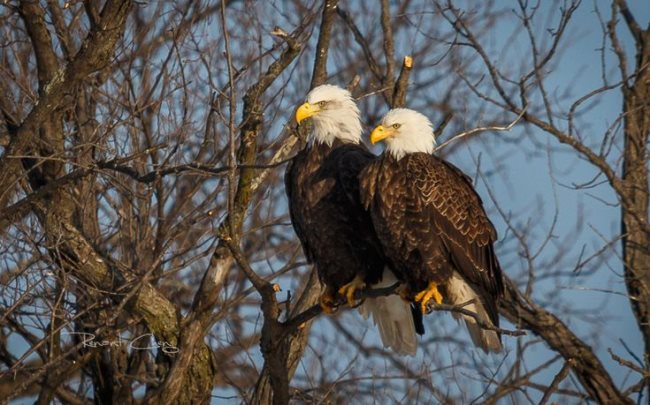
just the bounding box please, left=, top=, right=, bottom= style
left=319, top=287, right=338, bottom=314
left=414, top=281, right=443, bottom=314
left=338, top=275, right=366, bottom=307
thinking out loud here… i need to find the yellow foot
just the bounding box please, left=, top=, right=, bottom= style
left=338, top=275, right=366, bottom=307
left=319, top=288, right=338, bottom=314
left=414, top=281, right=443, bottom=314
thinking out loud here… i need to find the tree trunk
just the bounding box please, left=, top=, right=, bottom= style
left=621, top=29, right=650, bottom=387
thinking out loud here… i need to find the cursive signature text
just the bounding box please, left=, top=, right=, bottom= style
left=63, top=332, right=179, bottom=354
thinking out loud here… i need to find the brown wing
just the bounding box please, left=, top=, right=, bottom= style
left=284, top=149, right=315, bottom=262
left=407, top=153, right=504, bottom=297
left=362, top=155, right=454, bottom=286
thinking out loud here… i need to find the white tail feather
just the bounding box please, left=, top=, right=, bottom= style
left=358, top=269, right=417, bottom=356
left=447, top=272, right=502, bottom=353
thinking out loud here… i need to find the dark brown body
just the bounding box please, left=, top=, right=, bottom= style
left=360, top=152, right=504, bottom=341
left=285, top=140, right=386, bottom=291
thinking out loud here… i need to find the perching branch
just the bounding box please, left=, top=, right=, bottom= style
left=283, top=283, right=525, bottom=338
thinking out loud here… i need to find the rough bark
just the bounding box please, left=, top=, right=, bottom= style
left=619, top=20, right=650, bottom=390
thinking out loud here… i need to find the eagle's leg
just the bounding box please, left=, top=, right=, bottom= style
left=414, top=281, right=443, bottom=314
left=320, top=286, right=338, bottom=314
left=338, top=275, right=366, bottom=307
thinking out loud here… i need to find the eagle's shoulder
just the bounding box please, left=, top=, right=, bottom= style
left=334, top=144, right=377, bottom=205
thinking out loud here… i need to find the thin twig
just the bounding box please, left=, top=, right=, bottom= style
left=220, top=0, right=238, bottom=237
left=538, top=359, right=574, bottom=405
left=435, top=107, right=527, bottom=151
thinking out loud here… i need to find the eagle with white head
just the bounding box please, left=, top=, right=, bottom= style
left=286, top=85, right=423, bottom=355
left=360, top=108, right=505, bottom=352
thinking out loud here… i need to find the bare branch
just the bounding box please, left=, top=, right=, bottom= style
left=336, top=6, right=385, bottom=84
left=499, top=277, right=632, bottom=404
left=538, top=359, right=574, bottom=405
left=435, top=107, right=526, bottom=151
left=613, top=0, right=644, bottom=43
left=380, top=0, right=396, bottom=101
left=311, top=0, right=339, bottom=88
left=391, top=56, right=412, bottom=108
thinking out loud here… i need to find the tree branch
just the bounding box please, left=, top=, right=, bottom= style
left=435, top=107, right=526, bottom=151
left=311, top=0, right=339, bottom=88
left=336, top=6, right=385, bottom=84
left=391, top=56, right=412, bottom=108
left=152, top=25, right=304, bottom=404
left=613, top=0, right=644, bottom=44
left=380, top=0, right=396, bottom=102
left=499, top=277, right=632, bottom=404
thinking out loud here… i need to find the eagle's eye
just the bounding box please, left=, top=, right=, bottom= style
left=318, top=101, right=327, bottom=108
left=392, top=123, right=401, bottom=129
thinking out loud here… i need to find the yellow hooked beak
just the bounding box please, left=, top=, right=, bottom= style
left=370, top=125, right=397, bottom=144
left=295, top=102, right=321, bottom=124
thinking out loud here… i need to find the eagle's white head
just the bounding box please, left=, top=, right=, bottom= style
left=295, top=84, right=362, bottom=146
left=370, top=108, right=436, bottom=160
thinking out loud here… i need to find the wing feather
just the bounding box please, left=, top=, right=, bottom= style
left=406, top=153, right=504, bottom=297
left=284, top=150, right=315, bottom=262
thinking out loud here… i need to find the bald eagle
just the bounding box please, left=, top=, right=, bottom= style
left=360, top=108, right=504, bottom=352
left=286, top=85, right=422, bottom=355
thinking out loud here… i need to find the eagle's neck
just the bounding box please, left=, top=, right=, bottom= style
left=309, top=131, right=360, bottom=148
left=307, top=137, right=349, bottom=153
left=382, top=151, right=403, bottom=165
left=309, top=113, right=362, bottom=147
left=384, top=131, right=435, bottom=161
